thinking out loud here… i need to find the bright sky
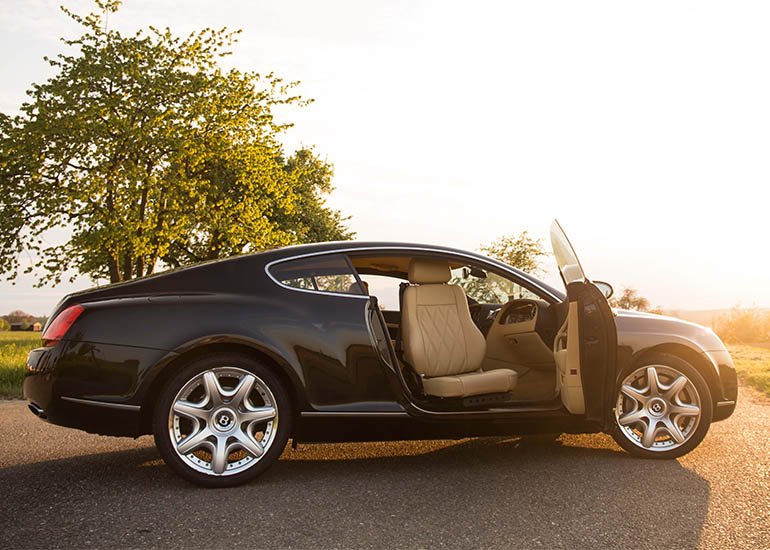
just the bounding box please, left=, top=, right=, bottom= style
left=1, top=0, right=769, bottom=316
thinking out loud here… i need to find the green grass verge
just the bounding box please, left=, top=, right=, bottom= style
left=727, top=344, right=770, bottom=398
left=0, top=332, right=41, bottom=398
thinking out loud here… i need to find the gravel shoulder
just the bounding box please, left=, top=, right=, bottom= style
left=0, top=386, right=767, bottom=549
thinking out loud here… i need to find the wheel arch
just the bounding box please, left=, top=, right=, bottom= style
left=630, top=343, right=722, bottom=406
left=139, top=340, right=306, bottom=434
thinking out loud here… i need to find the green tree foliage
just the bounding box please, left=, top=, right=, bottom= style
left=480, top=231, right=548, bottom=275
left=0, top=0, right=351, bottom=285
left=716, top=306, right=770, bottom=344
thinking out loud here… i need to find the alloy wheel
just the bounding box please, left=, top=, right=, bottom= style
left=168, top=366, right=278, bottom=476
left=614, top=365, right=702, bottom=452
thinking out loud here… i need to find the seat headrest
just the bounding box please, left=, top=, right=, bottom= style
left=408, top=259, right=451, bottom=284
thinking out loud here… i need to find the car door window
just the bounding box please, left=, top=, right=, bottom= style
left=269, top=254, right=363, bottom=295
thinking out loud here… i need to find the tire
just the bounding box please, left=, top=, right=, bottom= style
left=153, top=353, right=292, bottom=487
left=610, top=352, right=712, bottom=459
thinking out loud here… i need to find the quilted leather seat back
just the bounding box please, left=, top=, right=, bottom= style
left=402, top=278, right=487, bottom=378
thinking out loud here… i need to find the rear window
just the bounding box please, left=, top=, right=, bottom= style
left=269, top=254, right=364, bottom=295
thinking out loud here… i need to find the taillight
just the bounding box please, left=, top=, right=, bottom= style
left=42, top=305, right=84, bottom=347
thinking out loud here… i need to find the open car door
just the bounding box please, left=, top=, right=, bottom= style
left=550, top=220, right=617, bottom=427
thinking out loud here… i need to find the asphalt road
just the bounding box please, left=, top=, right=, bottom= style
left=0, top=387, right=768, bottom=550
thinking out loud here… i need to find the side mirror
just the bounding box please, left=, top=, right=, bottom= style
left=593, top=281, right=614, bottom=300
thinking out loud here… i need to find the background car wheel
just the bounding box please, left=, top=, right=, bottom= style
left=153, top=353, right=292, bottom=487
left=611, top=352, right=712, bottom=459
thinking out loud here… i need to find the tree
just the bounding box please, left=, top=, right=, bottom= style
left=4, top=310, right=35, bottom=325
left=480, top=231, right=548, bottom=275
left=450, top=231, right=547, bottom=301
left=0, top=0, right=351, bottom=286
left=162, top=148, right=352, bottom=268
left=610, top=287, right=651, bottom=311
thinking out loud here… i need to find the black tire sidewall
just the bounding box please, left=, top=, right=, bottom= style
left=152, top=353, right=292, bottom=488
left=611, top=352, right=713, bottom=459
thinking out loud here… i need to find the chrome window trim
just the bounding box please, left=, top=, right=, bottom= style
left=264, top=246, right=561, bottom=302
left=61, top=396, right=141, bottom=411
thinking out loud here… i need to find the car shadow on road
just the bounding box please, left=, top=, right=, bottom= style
left=0, top=435, right=710, bottom=549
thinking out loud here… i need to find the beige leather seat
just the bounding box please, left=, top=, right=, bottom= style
left=401, top=259, right=518, bottom=398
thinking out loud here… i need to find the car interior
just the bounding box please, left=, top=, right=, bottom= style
left=349, top=254, right=586, bottom=414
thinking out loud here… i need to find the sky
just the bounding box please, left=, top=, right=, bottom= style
left=1, top=0, right=769, bottom=316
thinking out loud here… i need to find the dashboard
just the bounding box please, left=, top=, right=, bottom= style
left=470, top=298, right=558, bottom=349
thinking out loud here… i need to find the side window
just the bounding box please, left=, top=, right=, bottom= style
left=269, top=254, right=363, bottom=295
left=450, top=267, right=540, bottom=304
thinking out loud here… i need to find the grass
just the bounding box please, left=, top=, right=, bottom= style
left=726, top=344, right=770, bottom=398
left=0, top=333, right=768, bottom=400
left=0, top=332, right=41, bottom=398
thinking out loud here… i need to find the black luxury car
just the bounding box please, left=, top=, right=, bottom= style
left=24, top=221, right=738, bottom=487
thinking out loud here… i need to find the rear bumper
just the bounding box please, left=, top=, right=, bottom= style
left=24, top=343, right=146, bottom=437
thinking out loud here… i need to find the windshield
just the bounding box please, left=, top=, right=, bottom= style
left=549, top=219, right=586, bottom=285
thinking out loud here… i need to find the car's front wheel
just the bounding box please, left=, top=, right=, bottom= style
left=153, top=353, right=292, bottom=487
left=611, top=352, right=712, bottom=459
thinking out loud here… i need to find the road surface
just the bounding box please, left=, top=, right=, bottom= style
left=0, top=386, right=768, bottom=549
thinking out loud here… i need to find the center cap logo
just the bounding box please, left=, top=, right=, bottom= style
left=651, top=402, right=663, bottom=413
left=218, top=414, right=231, bottom=427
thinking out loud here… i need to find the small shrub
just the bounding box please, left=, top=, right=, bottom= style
left=716, top=307, right=770, bottom=344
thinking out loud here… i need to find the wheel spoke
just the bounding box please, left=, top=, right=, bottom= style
left=670, top=402, right=700, bottom=417
left=241, top=405, right=276, bottom=424
left=621, top=384, right=648, bottom=405
left=646, top=367, right=661, bottom=396
left=229, top=374, right=256, bottom=408
left=618, top=409, right=647, bottom=427
left=662, top=417, right=685, bottom=444
left=177, top=426, right=212, bottom=455
left=203, top=371, right=225, bottom=407
left=641, top=420, right=658, bottom=448
left=233, top=429, right=264, bottom=458
left=173, top=400, right=209, bottom=421
left=211, top=435, right=229, bottom=474
left=663, top=376, right=688, bottom=401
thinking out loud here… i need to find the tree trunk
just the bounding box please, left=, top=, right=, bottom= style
left=122, top=251, right=133, bottom=281
left=107, top=255, right=121, bottom=283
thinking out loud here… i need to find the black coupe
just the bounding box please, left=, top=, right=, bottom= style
left=24, top=221, right=738, bottom=487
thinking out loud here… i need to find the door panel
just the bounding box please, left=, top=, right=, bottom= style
left=577, top=282, right=618, bottom=425
left=556, top=300, right=585, bottom=414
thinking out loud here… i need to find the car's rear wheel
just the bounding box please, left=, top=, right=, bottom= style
left=153, top=353, right=291, bottom=487
left=611, top=352, right=712, bottom=459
